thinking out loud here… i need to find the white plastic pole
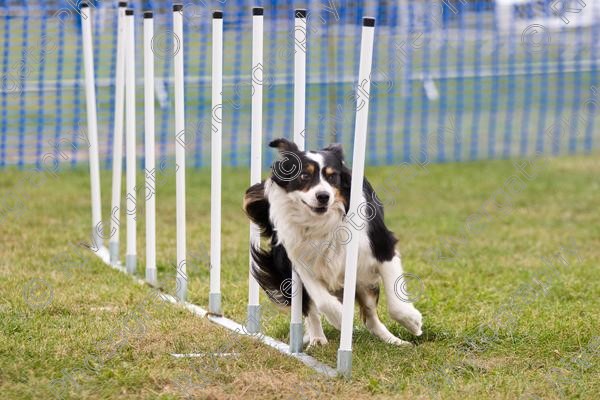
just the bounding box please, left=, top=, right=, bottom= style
left=81, top=3, right=104, bottom=254
left=337, top=17, right=376, bottom=378
left=290, top=8, right=307, bottom=354
left=247, top=6, right=263, bottom=333
left=209, top=10, right=223, bottom=315
left=109, top=2, right=127, bottom=265
left=173, top=4, right=187, bottom=301
left=293, top=9, right=307, bottom=148
left=125, top=8, right=137, bottom=274
left=143, top=10, right=157, bottom=286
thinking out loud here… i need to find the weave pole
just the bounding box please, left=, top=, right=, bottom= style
left=80, top=3, right=104, bottom=254
left=173, top=4, right=187, bottom=301
left=124, top=8, right=137, bottom=275
left=109, top=2, right=127, bottom=265
left=143, top=11, right=157, bottom=286
left=247, top=6, right=264, bottom=334
left=337, top=17, right=376, bottom=378
left=289, top=8, right=307, bottom=354
left=209, top=10, right=224, bottom=315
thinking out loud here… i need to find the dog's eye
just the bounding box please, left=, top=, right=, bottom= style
left=327, top=172, right=340, bottom=183
left=300, top=172, right=311, bottom=180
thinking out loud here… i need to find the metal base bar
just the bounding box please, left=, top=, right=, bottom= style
left=146, top=268, right=157, bottom=287
left=337, top=349, right=352, bottom=378
left=246, top=304, right=261, bottom=334
left=109, top=241, right=119, bottom=265
left=126, top=254, right=136, bottom=275
left=176, top=275, right=187, bottom=302
left=208, top=292, right=222, bottom=315
left=289, top=322, right=303, bottom=353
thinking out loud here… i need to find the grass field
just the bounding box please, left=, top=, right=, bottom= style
left=1, top=153, right=599, bottom=399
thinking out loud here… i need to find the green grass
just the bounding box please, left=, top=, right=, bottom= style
left=1, top=154, right=599, bottom=399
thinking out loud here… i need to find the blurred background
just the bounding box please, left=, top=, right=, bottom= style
left=0, top=0, right=598, bottom=169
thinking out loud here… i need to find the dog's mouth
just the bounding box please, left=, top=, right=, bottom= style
left=301, top=200, right=328, bottom=214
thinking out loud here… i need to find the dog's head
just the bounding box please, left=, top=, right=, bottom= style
left=268, top=138, right=351, bottom=215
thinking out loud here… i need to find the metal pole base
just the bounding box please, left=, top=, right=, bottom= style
left=246, top=304, right=261, bottom=334
left=337, top=349, right=352, bottom=378
left=126, top=254, right=136, bottom=275
left=209, top=292, right=222, bottom=316
left=289, top=322, right=303, bottom=353
left=176, top=275, right=187, bottom=302
left=146, top=268, right=157, bottom=287
left=109, top=241, right=119, bottom=265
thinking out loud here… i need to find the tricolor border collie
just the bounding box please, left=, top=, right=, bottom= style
left=243, top=138, right=422, bottom=347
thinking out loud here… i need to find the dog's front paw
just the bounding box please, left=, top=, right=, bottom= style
left=307, top=335, right=328, bottom=348
left=401, top=307, right=423, bottom=336
left=392, top=306, right=423, bottom=336
left=303, top=333, right=328, bottom=348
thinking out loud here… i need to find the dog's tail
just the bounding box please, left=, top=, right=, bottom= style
left=250, top=242, right=311, bottom=314
left=244, top=180, right=311, bottom=314
left=243, top=181, right=273, bottom=237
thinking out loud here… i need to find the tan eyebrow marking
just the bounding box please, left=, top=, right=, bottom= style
left=325, top=167, right=335, bottom=175
left=307, top=164, right=315, bottom=174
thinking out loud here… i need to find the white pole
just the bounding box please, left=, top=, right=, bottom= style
left=247, top=6, right=263, bottom=334
left=81, top=2, right=104, bottom=254
left=293, top=9, right=307, bottom=148
left=144, top=10, right=157, bottom=286
left=290, top=8, right=307, bottom=354
left=209, top=10, right=223, bottom=316
left=337, top=17, right=376, bottom=378
left=109, top=1, right=127, bottom=265
left=125, top=8, right=137, bottom=275
left=173, top=4, right=187, bottom=301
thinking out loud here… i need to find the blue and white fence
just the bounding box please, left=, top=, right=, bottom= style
left=0, top=0, right=598, bottom=169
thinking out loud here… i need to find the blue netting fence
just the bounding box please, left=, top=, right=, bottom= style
left=0, top=0, right=598, bottom=170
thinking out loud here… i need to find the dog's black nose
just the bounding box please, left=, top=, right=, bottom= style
left=316, top=191, right=330, bottom=205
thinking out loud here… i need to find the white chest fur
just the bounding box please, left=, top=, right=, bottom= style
left=265, top=179, right=380, bottom=292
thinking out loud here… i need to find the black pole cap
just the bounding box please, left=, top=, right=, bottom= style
left=173, top=4, right=183, bottom=12
left=213, top=10, right=223, bottom=19
left=295, top=9, right=307, bottom=18
left=252, top=7, right=263, bottom=16
left=363, top=17, right=375, bottom=27
left=144, top=10, right=153, bottom=19
left=81, top=1, right=89, bottom=8
left=118, top=1, right=127, bottom=7
left=125, top=9, right=134, bottom=16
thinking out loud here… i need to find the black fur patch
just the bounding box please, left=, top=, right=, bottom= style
left=363, top=179, right=398, bottom=262
left=319, top=142, right=397, bottom=262
left=243, top=182, right=273, bottom=237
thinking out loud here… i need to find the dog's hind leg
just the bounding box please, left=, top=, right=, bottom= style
left=378, top=253, right=423, bottom=336
left=303, top=301, right=328, bottom=347
left=357, top=285, right=412, bottom=346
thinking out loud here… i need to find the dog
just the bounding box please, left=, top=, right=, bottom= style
left=243, top=138, right=422, bottom=347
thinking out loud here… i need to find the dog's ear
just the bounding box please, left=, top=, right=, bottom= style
left=269, top=138, right=299, bottom=153
left=323, top=143, right=344, bottom=161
